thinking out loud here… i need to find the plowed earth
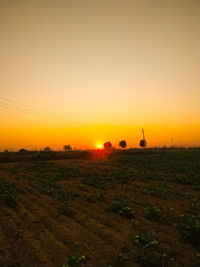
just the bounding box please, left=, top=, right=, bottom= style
left=0, top=150, right=200, bottom=266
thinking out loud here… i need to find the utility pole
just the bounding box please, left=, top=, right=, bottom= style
left=142, top=128, right=145, bottom=140
left=140, top=128, right=146, bottom=148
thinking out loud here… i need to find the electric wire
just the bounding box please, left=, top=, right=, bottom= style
left=0, top=97, right=92, bottom=125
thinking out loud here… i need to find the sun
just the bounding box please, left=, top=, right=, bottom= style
left=97, top=144, right=102, bottom=149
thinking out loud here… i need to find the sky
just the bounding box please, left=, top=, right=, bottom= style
left=0, top=0, right=200, bottom=151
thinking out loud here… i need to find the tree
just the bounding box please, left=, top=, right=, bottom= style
left=119, top=140, right=127, bottom=149
left=44, top=147, right=51, bottom=152
left=140, top=139, right=146, bottom=147
left=63, top=145, right=72, bottom=151
left=19, top=148, right=27, bottom=152
left=103, top=142, right=112, bottom=150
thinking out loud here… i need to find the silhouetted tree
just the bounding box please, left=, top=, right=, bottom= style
left=104, top=142, right=112, bottom=150
left=63, top=145, right=72, bottom=151
left=44, top=147, right=51, bottom=152
left=19, top=148, right=27, bottom=152
left=119, top=140, right=127, bottom=149
left=3, top=149, right=8, bottom=153
left=140, top=139, right=146, bottom=147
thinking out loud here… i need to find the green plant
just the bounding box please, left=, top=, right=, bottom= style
left=41, top=182, right=71, bottom=202
left=0, top=181, right=18, bottom=208
left=82, top=173, right=104, bottom=188
left=78, top=184, right=88, bottom=192
left=113, top=252, right=128, bottom=266
left=176, top=191, right=192, bottom=200
left=69, top=190, right=80, bottom=198
left=109, top=196, right=134, bottom=219
left=132, top=184, right=142, bottom=193
left=63, top=255, right=90, bottom=267
left=189, top=198, right=200, bottom=214
left=179, top=213, right=200, bottom=247
left=134, top=232, right=158, bottom=247
left=130, top=219, right=140, bottom=229
left=112, top=168, right=133, bottom=184
left=133, top=232, right=177, bottom=266
left=59, top=200, right=73, bottom=217
left=142, top=185, right=172, bottom=200
left=96, top=190, right=105, bottom=201
left=145, top=203, right=169, bottom=223
left=84, top=194, right=93, bottom=202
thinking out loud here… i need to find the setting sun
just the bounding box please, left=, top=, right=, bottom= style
left=97, top=144, right=103, bottom=149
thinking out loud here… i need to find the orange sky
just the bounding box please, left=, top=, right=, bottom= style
left=1, top=0, right=200, bottom=151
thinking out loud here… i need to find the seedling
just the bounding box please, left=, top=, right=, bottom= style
left=109, top=196, right=135, bottom=219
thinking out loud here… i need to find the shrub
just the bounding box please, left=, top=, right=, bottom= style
left=84, top=194, right=93, bottom=202
left=179, top=213, right=200, bottom=247
left=109, top=197, right=134, bottom=219
left=0, top=181, right=18, bottom=208
left=96, top=190, right=105, bottom=201
left=145, top=203, right=169, bottom=223
left=133, top=232, right=177, bottom=266
left=59, top=200, right=73, bottom=217
left=63, top=255, right=90, bottom=267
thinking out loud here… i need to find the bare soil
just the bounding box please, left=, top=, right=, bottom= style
left=0, top=150, right=199, bottom=266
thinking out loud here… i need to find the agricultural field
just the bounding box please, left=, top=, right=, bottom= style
left=0, top=149, right=200, bottom=266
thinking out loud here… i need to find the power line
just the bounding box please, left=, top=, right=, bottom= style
left=0, top=102, right=88, bottom=125
left=0, top=102, right=60, bottom=120
left=0, top=101, right=66, bottom=121
left=0, top=97, right=68, bottom=119
left=0, top=97, right=91, bottom=125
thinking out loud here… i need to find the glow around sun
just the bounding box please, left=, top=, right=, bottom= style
left=97, top=144, right=103, bottom=149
